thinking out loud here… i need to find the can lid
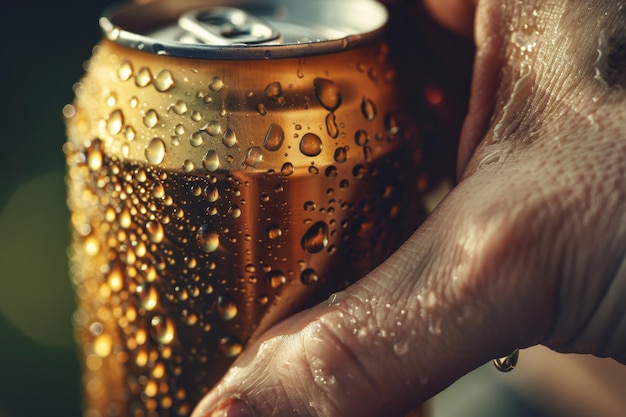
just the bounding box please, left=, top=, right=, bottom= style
left=100, top=0, right=388, bottom=59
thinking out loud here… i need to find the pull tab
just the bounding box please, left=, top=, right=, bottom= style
left=178, top=7, right=280, bottom=45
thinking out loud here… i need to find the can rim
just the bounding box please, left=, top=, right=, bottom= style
left=100, top=0, right=388, bottom=60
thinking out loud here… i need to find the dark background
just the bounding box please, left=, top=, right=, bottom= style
left=0, top=1, right=116, bottom=416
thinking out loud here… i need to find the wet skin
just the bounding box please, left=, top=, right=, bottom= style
left=192, top=1, right=626, bottom=416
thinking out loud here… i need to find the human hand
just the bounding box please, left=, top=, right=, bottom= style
left=192, top=0, right=626, bottom=416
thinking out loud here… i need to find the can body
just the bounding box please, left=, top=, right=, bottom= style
left=65, top=1, right=431, bottom=416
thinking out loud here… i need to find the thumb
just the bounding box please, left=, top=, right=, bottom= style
left=190, top=173, right=552, bottom=417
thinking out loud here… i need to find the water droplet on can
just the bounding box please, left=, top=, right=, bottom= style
left=191, top=130, right=208, bottom=147
left=209, top=76, right=224, bottom=92
left=263, top=123, right=285, bottom=151
left=117, top=61, right=133, bottom=81
left=267, top=224, right=282, bottom=240
left=218, top=335, right=243, bottom=357
left=154, top=69, right=175, bottom=92
left=106, top=109, right=124, bottom=135
left=222, top=128, right=237, bottom=148
left=145, top=138, right=166, bottom=164
left=216, top=295, right=237, bottom=320
left=355, top=129, right=369, bottom=146
left=143, top=109, right=159, bottom=128
left=146, top=220, right=164, bottom=243
left=301, top=221, right=329, bottom=253
left=301, top=268, right=319, bottom=285
left=205, top=121, right=222, bottom=136
left=325, top=113, right=339, bottom=139
left=196, top=224, right=219, bottom=252
left=172, top=100, right=188, bottom=115
left=86, top=140, right=103, bottom=171
left=202, top=150, right=220, bottom=172
left=334, top=147, right=348, bottom=163
left=361, top=97, right=377, bottom=120
left=300, top=133, right=322, bottom=157
left=264, top=81, right=285, bottom=105
left=151, top=316, right=176, bottom=345
left=243, top=146, right=263, bottom=168
left=265, top=269, right=286, bottom=289
left=135, top=67, right=153, bottom=87
left=313, top=78, right=341, bottom=111
left=281, top=162, right=294, bottom=176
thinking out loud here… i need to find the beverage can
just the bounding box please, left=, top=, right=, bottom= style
left=64, top=1, right=431, bottom=415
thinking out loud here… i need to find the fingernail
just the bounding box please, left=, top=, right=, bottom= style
left=207, top=398, right=254, bottom=417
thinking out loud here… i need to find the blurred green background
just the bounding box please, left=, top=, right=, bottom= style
left=0, top=1, right=116, bottom=416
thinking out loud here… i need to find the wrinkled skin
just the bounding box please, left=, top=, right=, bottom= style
left=193, top=0, right=626, bottom=416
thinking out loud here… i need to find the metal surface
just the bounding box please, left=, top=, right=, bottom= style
left=100, top=0, right=388, bottom=59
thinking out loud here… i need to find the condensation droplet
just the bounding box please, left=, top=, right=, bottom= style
left=154, top=69, right=175, bottom=92
left=202, top=150, right=220, bottom=172
left=197, top=224, right=219, bottom=252
left=263, top=123, right=285, bottom=151
left=209, top=76, right=224, bottom=92
left=191, top=130, right=208, bottom=147
left=301, top=221, right=329, bottom=254
left=106, top=109, right=124, bottom=135
left=301, top=268, right=319, bottom=285
left=143, top=109, right=160, bottom=128
left=228, top=205, right=241, bottom=218
left=218, top=335, right=243, bottom=357
left=183, top=159, right=195, bottom=172
left=135, top=67, right=153, bottom=87
left=264, top=81, right=285, bottom=105
left=281, top=162, right=294, bottom=176
left=325, top=113, right=339, bottom=139
left=265, top=270, right=286, bottom=289
left=384, top=112, right=400, bottom=134
left=300, top=133, right=322, bottom=157
left=313, top=78, right=341, bottom=111
left=361, top=97, right=377, bottom=120
left=124, top=126, right=136, bottom=141
left=334, top=147, right=348, bottom=163
left=118, top=61, right=133, bottom=81
left=216, top=295, right=237, bottom=320
left=146, top=220, right=164, bottom=243
left=86, top=140, right=103, bottom=171
left=172, top=100, right=188, bottom=115
left=205, top=121, right=222, bottom=136
left=267, top=224, right=282, bottom=240
left=243, top=146, right=263, bottom=168
left=145, top=138, right=166, bottom=164
left=151, top=316, right=176, bottom=344
left=222, top=128, right=237, bottom=148
left=355, top=129, right=369, bottom=146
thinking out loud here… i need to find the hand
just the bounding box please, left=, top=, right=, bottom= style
left=192, top=0, right=626, bottom=416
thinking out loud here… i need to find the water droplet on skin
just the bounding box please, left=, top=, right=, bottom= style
left=202, top=150, right=220, bottom=172
left=222, top=128, right=237, bottom=148
left=197, top=224, right=219, bottom=252
left=493, top=349, right=520, bottom=372
left=218, top=335, right=243, bottom=357
left=313, top=78, right=341, bottom=111
left=118, top=61, right=133, bottom=81
left=281, top=162, right=294, bottom=176
left=106, top=109, right=124, bottom=135
left=135, top=67, right=153, bottom=87
left=209, top=76, right=224, bottom=92
left=145, top=138, right=166, bottom=164
left=263, top=123, right=285, bottom=151
left=265, top=270, right=286, bottom=288
left=361, top=97, right=377, bottom=120
left=301, top=221, right=329, bottom=253
left=301, top=268, right=319, bottom=285
left=143, top=109, right=159, bottom=128
left=216, top=295, right=237, bottom=320
left=300, top=133, right=322, bottom=157
left=243, top=146, right=263, bottom=168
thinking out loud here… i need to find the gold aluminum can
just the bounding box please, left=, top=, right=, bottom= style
left=64, top=1, right=432, bottom=415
